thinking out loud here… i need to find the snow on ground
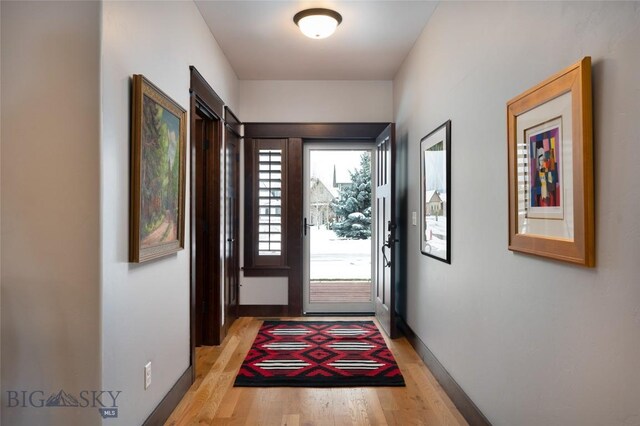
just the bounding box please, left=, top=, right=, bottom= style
left=310, top=228, right=372, bottom=280
left=425, top=215, right=448, bottom=258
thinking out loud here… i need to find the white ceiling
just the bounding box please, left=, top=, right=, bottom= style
left=195, top=1, right=438, bottom=80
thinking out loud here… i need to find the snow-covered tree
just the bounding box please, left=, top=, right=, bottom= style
left=331, top=153, right=371, bottom=239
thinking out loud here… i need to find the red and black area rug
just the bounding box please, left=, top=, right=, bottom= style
left=234, top=321, right=405, bottom=387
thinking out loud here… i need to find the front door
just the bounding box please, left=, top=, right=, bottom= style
left=374, top=124, right=397, bottom=338
left=303, top=144, right=375, bottom=314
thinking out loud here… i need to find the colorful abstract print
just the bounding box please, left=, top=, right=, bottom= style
left=530, top=126, right=561, bottom=208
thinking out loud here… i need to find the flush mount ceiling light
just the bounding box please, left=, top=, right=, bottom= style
left=293, top=8, right=342, bottom=39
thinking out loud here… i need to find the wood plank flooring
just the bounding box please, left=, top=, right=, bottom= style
left=165, top=317, right=467, bottom=426
left=309, top=281, right=372, bottom=303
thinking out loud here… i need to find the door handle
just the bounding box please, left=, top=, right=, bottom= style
left=382, top=244, right=391, bottom=268
left=304, top=217, right=315, bottom=236
left=381, top=232, right=399, bottom=267
left=227, top=238, right=235, bottom=242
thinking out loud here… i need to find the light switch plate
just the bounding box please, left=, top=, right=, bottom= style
left=144, top=361, right=152, bottom=390
left=412, top=212, right=417, bottom=226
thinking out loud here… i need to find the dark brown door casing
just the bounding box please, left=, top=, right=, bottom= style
left=223, top=108, right=241, bottom=335
left=190, top=66, right=227, bottom=352
left=193, top=107, right=222, bottom=346
left=242, top=123, right=393, bottom=320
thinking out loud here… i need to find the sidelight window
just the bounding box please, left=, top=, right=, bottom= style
left=244, top=138, right=288, bottom=273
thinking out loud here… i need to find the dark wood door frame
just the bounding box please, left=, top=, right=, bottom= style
left=191, top=93, right=223, bottom=349
left=243, top=123, right=394, bottom=318
left=189, top=66, right=226, bottom=374
left=222, top=106, right=241, bottom=337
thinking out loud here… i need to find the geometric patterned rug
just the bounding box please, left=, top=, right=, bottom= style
left=234, top=321, right=405, bottom=387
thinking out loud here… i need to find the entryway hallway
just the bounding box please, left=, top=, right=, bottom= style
left=165, top=317, right=467, bottom=425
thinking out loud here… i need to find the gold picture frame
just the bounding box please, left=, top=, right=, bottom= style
left=507, top=57, right=594, bottom=266
left=130, top=75, right=187, bottom=263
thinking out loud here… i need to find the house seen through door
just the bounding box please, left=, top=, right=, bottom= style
left=303, top=144, right=375, bottom=314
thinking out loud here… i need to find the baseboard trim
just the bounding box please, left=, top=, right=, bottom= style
left=238, top=304, right=289, bottom=317
left=142, top=365, right=192, bottom=426
left=396, top=317, right=492, bottom=426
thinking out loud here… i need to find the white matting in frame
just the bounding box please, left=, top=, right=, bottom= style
left=516, top=92, right=574, bottom=241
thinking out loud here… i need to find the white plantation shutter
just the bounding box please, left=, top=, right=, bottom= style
left=258, top=149, right=283, bottom=256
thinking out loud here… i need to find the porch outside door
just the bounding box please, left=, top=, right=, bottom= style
left=303, top=143, right=376, bottom=314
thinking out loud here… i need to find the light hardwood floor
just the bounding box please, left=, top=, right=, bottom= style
left=165, top=317, right=468, bottom=426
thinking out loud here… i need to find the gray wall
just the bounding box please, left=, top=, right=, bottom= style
left=393, top=2, right=640, bottom=425
left=1, top=2, right=102, bottom=425
left=239, top=80, right=393, bottom=123
left=100, top=2, right=238, bottom=425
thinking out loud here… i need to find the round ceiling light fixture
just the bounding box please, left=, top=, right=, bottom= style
left=293, top=8, right=342, bottom=39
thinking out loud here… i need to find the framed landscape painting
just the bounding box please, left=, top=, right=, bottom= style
left=420, top=120, right=451, bottom=263
left=507, top=57, right=594, bottom=266
left=130, top=75, right=186, bottom=263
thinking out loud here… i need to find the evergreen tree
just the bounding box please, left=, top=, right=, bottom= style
left=331, top=153, right=372, bottom=239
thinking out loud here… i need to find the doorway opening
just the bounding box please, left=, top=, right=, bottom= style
left=192, top=104, right=222, bottom=347
left=303, top=144, right=375, bottom=314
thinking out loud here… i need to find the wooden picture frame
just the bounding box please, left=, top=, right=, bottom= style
left=130, top=75, right=187, bottom=263
left=420, top=120, right=451, bottom=263
left=507, top=57, right=594, bottom=266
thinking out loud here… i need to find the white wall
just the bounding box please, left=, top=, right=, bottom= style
left=238, top=80, right=393, bottom=305
left=239, top=80, right=392, bottom=123
left=101, top=2, right=238, bottom=425
left=1, top=2, right=101, bottom=425
left=394, top=2, right=640, bottom=425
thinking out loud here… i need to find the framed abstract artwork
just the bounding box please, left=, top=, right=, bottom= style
left=507, top=57, right=594, bottom=266
left=130, top=75, right=187, bottom=263
left=420, top=120, right=451, bottom=263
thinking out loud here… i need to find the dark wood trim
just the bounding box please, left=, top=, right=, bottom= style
left=244, top=123, right=389, bottom=140
left=286, top=138, right=303, bottom=316
left=192, top=108, right=223, bottom=347
left=190, top=67, right=226, bottom=355
left=208, top=117, right=224, bottom=345
left=190, top=66, right=223, bottom=118
left=244, top=123, right=394, bottom=318
left=223, top=111, right=241, bottom=341
left=188, top=93, right=197, bottom=381
left=142, top=366, right=193, bottom=426
left=238, top=305, right=289, bottom=317
left=396, top=317, right=492, bottom=426
left=224, top=106, right=242, bottom=137
left=243, top=137, right=255, bottom=271
left=244, top=138, right=289, bottom=269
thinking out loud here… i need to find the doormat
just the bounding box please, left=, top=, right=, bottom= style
left=234, top=321, right=405, bottom=387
